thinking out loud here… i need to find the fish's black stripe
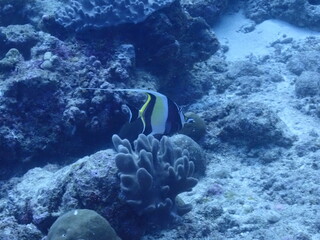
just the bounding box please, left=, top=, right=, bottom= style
left=165, top=98, right=183, bottom=135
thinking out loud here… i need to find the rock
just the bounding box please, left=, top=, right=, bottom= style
left=287, top=51, right=320, bottom=75
left=181, top=0, right=228, bottom=25
left=227, top=61, right=262, bottom=79
left=0, top=48, right=23, bottom=72
left=0, top=24, right=38, bottom=59
left=0, top=0, right=31, bottom=26
left=266, top=211, right=281, bottom=224
left=4, top=149, right=144, bottom=240
left=244, top=0, right=320, bottom=31
left=134, top=0, right=219, bottom=87
left=0, top=216, right=43, bottom=240
left=218, top=102, right=295, bottom=148
left=107, top=44, right=136, bottom=81
left=46, top=0, right=175, bottom=32
left=295, top=71, right=320, bottom=97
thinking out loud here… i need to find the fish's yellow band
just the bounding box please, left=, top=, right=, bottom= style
left=139, top=93, right=152, bottom=131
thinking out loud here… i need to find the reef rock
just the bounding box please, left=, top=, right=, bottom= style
left=244, top=0, right=320, bottom=30
left=295, top=71, right=320, bottom=97
left=181, top=0, right=228, bottom=25
left=0, top=24, right=39, bottom=59
left=40, top=0, right=175, bottom=32
left=3, top=150, right=143, bottom=240
left=218, top=102, right=295, bottom=148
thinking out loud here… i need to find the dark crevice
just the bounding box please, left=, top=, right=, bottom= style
left=308, top=0, right=320, bottom=5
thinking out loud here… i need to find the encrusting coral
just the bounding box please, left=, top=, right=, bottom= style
left=112, top=134, right=198, bottom=224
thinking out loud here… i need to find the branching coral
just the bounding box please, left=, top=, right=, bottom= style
left=112, top=134, right=198, bottom=223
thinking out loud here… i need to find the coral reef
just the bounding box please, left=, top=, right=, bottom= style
left=0, top=0, right=31, bottom=26
left=0, top=24, right=38, bottom=59
left=0, top=31, right=128, bottom=168
left=181, top=0, right=229, bottom=25
left=112, top=134, right=198, bottom=223
left=218, top=102, right=295, bottom=148
left=135, top=1, right=219, bottom=76
left=0, top=0, right=218, bottom=171
left=47, top=209, right=120, bottom=240
left=244, top=0, right=320, bottom=30
left=53, top=0, right=175, bottom=32
left=3, top=149, right=143, bottom=240
left=295, top=71, right=320, bottom=97
left=0, top=216, right=43, bottom=240
left=3, top=0, right=320, bottom=240
left=0, top=48, right=23, bottom=72
left=5, top=150, right=118, bottom=228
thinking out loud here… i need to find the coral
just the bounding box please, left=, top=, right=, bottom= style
left=53, top=0, right=175, bottom=32
left=4, top=149, right=144, bottom=239
left=0, top=24, right=38, bottom=59
left=179, top=112, right=206, bottom=141
left=0, top=48, right=23, bottom=72
left=218, top=102, right=295, bottom=148
left=244, top=0, right=320, bottom=31
left=181, top=0, right=228, bottom=25
left=295, top=71, right=320, bottom=97
left=287, top=51, right=320, bottom=75
left=6, top=150, right=118, bottom=227
left=135, top=1, right=219, bottom=76
left=112, top=134, right=198, bottom=223
left=0, top=0, right=31, bottom=26
left=47, top=209, right=120, bottom=240
left=108, top=44, right=136, bottom=82
left=170, top=134, right=207, bottom=177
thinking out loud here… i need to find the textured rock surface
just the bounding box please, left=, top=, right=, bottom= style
left=0, top=216, right=43, bottom=240
left=244, top=0, right=320, bottom=30
left=51, top=0, right=175, bottom=32
left=0, top=0, right=31, bottom=26
left=2, top=149, right=145, bottom=240
left=135, top=0, right=219, bottom=72
left=295, top=71, right=320, bottom=97
left=218, top=102, right=295, bottom=147
left=0, top=31, right=129, bottom=168
left=0, top=48, right=23, bottom=72
left=6, top=150, right=118, bottom=227
left=0, top=24, right=39, bottom=59
left=181, top=0, right=228, bottom=25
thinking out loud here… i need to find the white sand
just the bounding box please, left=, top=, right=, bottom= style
left=212, top=11, right=320, bottom=61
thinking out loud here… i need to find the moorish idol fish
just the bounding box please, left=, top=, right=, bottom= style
left=81, top=88, right=189, bottom=141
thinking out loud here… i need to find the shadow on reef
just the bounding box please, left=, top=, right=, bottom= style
left=46, top=0, right=219, bottom=102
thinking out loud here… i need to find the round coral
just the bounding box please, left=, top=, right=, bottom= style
left=47, top=209, right=121, bottom=240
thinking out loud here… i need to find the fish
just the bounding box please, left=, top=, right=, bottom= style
left=80, top=88, right=188, bottom=141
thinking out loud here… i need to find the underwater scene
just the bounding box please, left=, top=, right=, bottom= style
left=1, top=0, right=320, bottom=239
